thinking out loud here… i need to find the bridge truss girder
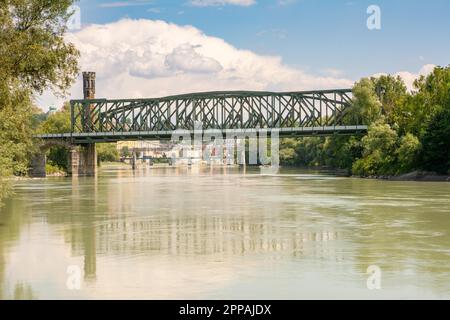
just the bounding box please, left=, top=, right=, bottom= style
left=70, top=89, right=361, bottom=135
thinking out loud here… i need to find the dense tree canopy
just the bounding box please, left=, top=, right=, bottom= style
left=0, top=0, right=79, bottom=204
left=0, top=0, right=79, bottom=94
left=421, top=105, right=450, bottom=174
left=279, top=67, right=450, bottom=177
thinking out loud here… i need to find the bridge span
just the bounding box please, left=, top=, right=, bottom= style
left=32, top=72, right=367, bottom=177
left=39, top=89, right=366, bottom=144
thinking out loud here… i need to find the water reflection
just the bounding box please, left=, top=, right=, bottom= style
left=0, top=167, right=450, bottom=299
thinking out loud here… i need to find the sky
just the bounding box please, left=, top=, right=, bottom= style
left=37, top=0, right=450, bottom=110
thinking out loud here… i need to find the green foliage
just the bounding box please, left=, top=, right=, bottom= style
left=38, top=104, right=72, bottom=170
left=396, top=133, right=421, bottom=173
left=279, top=139, right=298, bottom=166
left=295, top=137, right=325, bottom=166
left=323, top=136, right=363, bottom=170
left=48, top=147, right=70, bottom=171
left=414, top=67, right=450, bottom=174
left=0, top=0, right=79, bottom=203
left=97, top=143, right=120, bottom=163
left=396, top=67, right=450, bottom=137
left=0, top=84, right=36, bottom=173
left=352, top=121, right=398, bottom=176
left=420, top=105, right=450, bottom=174
left=279, top=66, right=450, bottom=177
left=38, top=103, right=71, bottom=134
left=279, top=137, right=326, bottom=167
left=45, top=163, right=65, bottom=175
left=350, top=78, right=382, bottom=124
left=30, top=107, right=48, bottom=129
left=0, top=0, right=79, bottom=95
left=0, top=82, right=36, bottom=203
left=373, top=75, right=408, bottom=120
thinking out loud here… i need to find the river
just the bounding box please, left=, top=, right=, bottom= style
left=1, top=166, right=449, bottom=300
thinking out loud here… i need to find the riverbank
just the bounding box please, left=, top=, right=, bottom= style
left=363, top=171, right=450, bottom=182
left=280, top=165, right=450, bottom=181
left=6, top=166, right=450, bottom=182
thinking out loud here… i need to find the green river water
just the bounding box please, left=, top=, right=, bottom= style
left=1, top=166, right=449, bottom=299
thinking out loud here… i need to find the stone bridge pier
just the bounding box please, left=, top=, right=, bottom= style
left=68, top=144, right=97, bottom=177
left=29, top=143, right=97, bottom=178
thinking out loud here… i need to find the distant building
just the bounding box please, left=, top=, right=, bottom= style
left=116, top=140, right=242, bottom=166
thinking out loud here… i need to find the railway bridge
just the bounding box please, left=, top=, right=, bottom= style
left=32, top=72, right=367, bottom=177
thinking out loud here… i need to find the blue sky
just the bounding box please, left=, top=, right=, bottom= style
left=37, top=0, right=450, bottom=109
left=74, top=0, right=450, bottom=80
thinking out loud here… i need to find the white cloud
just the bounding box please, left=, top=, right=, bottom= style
left=36, top=19, right=439, bottom=111
left=37, top=19, right=353, bottom=110
left=372, top=64, right=436, bottom=91
left=189, top=0, right=256, bottom=7
left=165, top=44, right=223, bottom=74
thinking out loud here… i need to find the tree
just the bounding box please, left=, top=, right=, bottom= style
left=399, top=66, right=450, bottom=137
left=420, top=105, right=450, bottom=174
left=349, top=78, right=382, bottom=125
left=373, top=76, right=407, bottom=115
left=279, top=138, right=299, bottom=166
left=38, top=103, right=71, bottom=134
left=0, top=0, right=79, bottom=95
left=323, top=136, right=363, bottom=171
left=97, top=143, right=120, bottom=163
left=294, top=137, right=325, bottom=167
left=0, top=81, right=36, bottom=204
left=396, top=133, right=421, bottom=173
left=38, top=103, right=71, bottom=170
left=0, top=0, right=79, bottom=203
left=352, top=120, right=398, bottom=176
left=276, top=66, right=450, bottom=177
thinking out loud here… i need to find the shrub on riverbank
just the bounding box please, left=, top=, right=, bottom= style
left=45, top=163, right=66, bottom=176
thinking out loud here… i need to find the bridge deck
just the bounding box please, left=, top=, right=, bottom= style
left=37, top=125, right=368, bottom=144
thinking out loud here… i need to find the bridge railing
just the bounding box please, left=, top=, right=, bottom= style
left=70, top=89, right=362, bottom=134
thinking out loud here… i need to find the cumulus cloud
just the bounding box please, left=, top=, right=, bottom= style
left=37, top=18, right=353, bottom=109
left=36, top=19, right=439, bottom=111
left=189, top=0, right=256, bottom=7
left=165, top=44, right=223, bottom=74
left=372, top=64, right=436, bottom=91
left=395, top=64, right=436, bottom=90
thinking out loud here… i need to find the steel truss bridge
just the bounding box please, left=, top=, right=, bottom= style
left=39, top=89, right=367, bottom=144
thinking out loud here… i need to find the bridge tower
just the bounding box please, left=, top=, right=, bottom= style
left=67, top=72, right=98, bottom=177
left=83, top=71, right=96, bottom=99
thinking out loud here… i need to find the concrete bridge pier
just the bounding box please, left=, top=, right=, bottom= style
left=68, top=144, right=98, bottom=177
